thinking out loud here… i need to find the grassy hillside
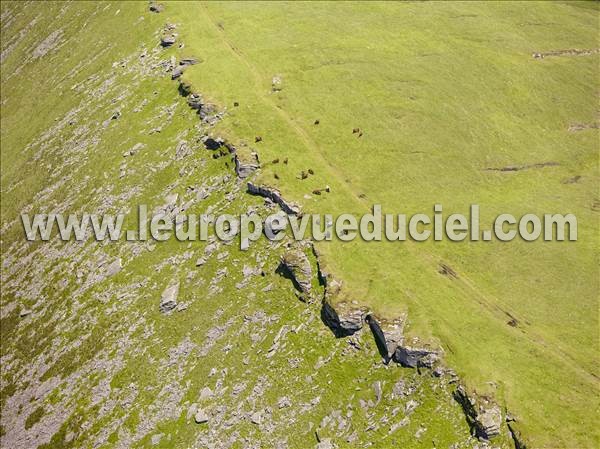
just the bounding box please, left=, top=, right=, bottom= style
left=163, top=2, right=599, bottom=447
left=0, top=2, right=481, bottom=448
left=1, top=1, right=598, bottom=448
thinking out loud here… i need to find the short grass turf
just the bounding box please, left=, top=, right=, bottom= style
left=159, top=2, right=599, bottom=447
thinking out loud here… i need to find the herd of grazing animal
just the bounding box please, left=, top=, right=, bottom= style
left=249, top=121, right=362, bottom=194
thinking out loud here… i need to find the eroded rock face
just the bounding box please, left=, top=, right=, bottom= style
left=187, top=93, right=203, bottom=110
left=393, top=344, right=438, bottom=369
left=172, top=58, right=198, bottom=79
left=279, top=250, right=312, bottom=293
left=453, top=385, right=503, bottom=440
left=321, top=301, right=364, bottom=337
left=247, top=182, right=301, bottom=215
left=364, top=315, right=405, bottom=362
left=478, top=406, right=502, bottom=439
left=365, top=315, right=389, bottom=361
left=234, top=153, right=259, bottom=179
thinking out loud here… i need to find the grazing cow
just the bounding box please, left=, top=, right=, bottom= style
left=255, top=136, right=262, bottom=143
left=308, top=168, right=314, bottom=175
left=314, top=119, right=320, bottom=125
left=283, top=157, right=288, bottom=165
left=233, top=101, right=239, bottom=107
left=300, top=171, right=308, bottom=180
left=352, top=127, right=360, bottom=134
left=358, top=132, right=363, bottom=137
left=272, top=158, right=280, bottom=164
left=274, top=173, right=279, bottom=180
left=312, top=189, right=322, bottom=195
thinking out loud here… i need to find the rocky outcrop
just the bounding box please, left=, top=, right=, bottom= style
left=393, top=343, right=439, bottom=369
left=453, top=385, right=503, bottom=440
left=184, top=93, right=221, bottom=124
left=321, top=301, right=364, bottom=337
left=234, top=153, right=259, bottom=179
left=364, top=315, right=405, bottom=362
left=365, top=315, right=390, bottom=361
left=364, top=315, right=439, bottom=369
left=278, top=250, right=312, bottom=293
left=173, top=57, right=199, bottom=79
left=247, top=182, right=301, bottom=215
left=159, top=39, right=512, bottom=448
left=160, top=34, right=177, bottom=48
left=508, top=421, right=529, bottom=449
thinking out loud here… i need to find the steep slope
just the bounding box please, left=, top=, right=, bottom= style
left=162, top=2, right=598, bottom=448
left=1, top=2, right=485, bottom=449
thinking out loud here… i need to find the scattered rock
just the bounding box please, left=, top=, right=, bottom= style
left=105, top=258, right=122, bottom=277
left=180, top=57, right=198, bottom=66
left=199, top=387, right=213, bottom=401
left=533, top=48, right=599, bottom=59
left=194, top=408, right=209, bottom=424
left=175, top=140, right=191, bottom=159
left=123, top=142, right=145, bottom=157
left=316, top=438, right=334, bottom=449
left=160, top=34, right=177, bottom=47
left=568, top=123, right=599, bottom=132
left=32, top=29, right=63, bottom=59
left=160, top=282, right=180, bottom=313
left=373, top=381, right=382, bottom=404
left=250, top=411, right=262, bottom=425
left=272, top=75, right=283, bottom=91
left=149, top=2, right=164, bottom=13
left=562, top=175, right=581, bottom=184
left=478, top=406, right=503, bottom=439
left=278, top=397, right=291, bottom=409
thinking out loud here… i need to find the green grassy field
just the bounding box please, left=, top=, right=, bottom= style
left=164, top=2, right=599, bottom=447
left=1, top=1, right=598, bottom=448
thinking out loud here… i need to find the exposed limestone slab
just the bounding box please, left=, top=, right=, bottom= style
left=393, top=344, right=438, bottom=369
left=159, top=282, right=179, bottom=313
left=247, top=182, right=301, bottom=215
